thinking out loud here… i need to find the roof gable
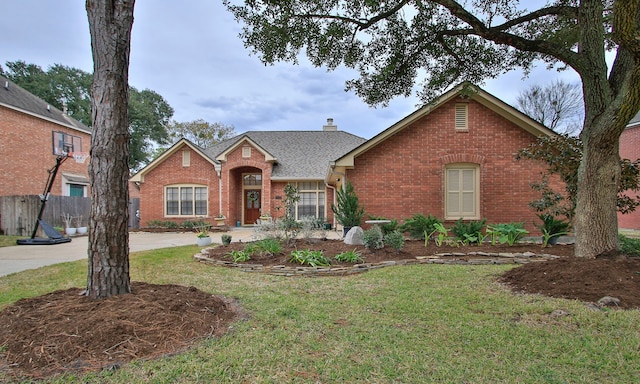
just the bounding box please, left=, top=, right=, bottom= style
left=0, top=75, right=91, bottom=134
left=130, top=138, right=216, bottom=182
left=214, top=135, right=277, bottom=163
left=334, top=82, right=555, bottom=168
left=207, top=131, right=367, bottom=180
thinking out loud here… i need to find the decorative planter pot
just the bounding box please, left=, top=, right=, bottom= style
left=76, top=226, right=88, bottom=235
left=197, top=236, right=212, bottom=247
left=65, top=227, right=77, bottom=236
left=214, top=218, right=226, bottom=227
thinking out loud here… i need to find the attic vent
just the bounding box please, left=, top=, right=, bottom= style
left=4, top=81, right=8, bottom=89
left=455, top=103, right=468, bottom=131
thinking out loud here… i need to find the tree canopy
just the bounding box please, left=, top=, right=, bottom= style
left=1, top=60, right=173, bottom=171
left=226, top=0, right=640, bottom=258
left=166, top=119, right=235, bottom=148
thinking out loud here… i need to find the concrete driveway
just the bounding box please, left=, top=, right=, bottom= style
left=0, top=229, right=259, bottom=277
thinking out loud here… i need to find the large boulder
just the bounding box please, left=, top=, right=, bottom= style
left=344, top=226, right=364, bottom=245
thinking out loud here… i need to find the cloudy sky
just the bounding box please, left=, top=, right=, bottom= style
left=2, top=1, right=581, bottom=139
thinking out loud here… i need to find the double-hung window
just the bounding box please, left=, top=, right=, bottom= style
left=445, top=164, right=479, bottom=220
left=166, top=185, right=207, bottom=216
left=294, top=181, right=325, bottom=220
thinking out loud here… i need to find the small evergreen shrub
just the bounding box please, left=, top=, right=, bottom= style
left=363, top=226, right=384, bottom=250
left=384, top=230, right=405, bottom=252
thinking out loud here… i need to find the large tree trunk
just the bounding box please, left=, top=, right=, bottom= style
left=85, top=0, right=135, bottom=298
left=574, top=124, right=622, bottom=258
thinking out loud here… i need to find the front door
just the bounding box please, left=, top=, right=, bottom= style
left=244, top=189, right=261, bottom=225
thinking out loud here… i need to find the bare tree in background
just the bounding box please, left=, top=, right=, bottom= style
left=85, top=0, right=135, bottom=298
left=517, top=80, right=583, bottom=135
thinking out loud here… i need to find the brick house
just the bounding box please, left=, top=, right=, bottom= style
left=131, top=125, right=366, bottom=227
left=132, top=83, right=557, bottom=233
left=0, top=75, right=91, bottom=197
left=619, top=111, right=640, bottom=230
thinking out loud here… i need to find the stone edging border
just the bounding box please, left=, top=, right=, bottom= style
left=194, top=249, right=562, bottom=277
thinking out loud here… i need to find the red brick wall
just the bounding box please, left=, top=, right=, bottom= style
left=222, top=143, right=273, bottom=225
left=346, top=98, right=552, bottom=234
left=0, top=106, right=90, bottom=196
left=618, top=126, right=640, bottom=230
left=137, top=144, right=219, bottom=226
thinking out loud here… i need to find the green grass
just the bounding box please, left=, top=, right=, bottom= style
left=0, top=235, right=21, bottom=247
left=1, top=245, right=640, bottom=383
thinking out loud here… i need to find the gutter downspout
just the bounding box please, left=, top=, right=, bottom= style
left=326, top=165, right=346, bottom=231
left=215, top=163, right=223, bottom=216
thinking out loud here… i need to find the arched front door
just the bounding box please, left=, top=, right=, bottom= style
left=244, top=189, right=261, bottom=225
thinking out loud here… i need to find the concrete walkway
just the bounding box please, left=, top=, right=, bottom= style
left=0, top=228, right=264, bottom=277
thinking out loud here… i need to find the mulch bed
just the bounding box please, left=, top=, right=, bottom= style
left=0, top=282, right=242, bottom=382
left=1, top=239, right=639, bottom=382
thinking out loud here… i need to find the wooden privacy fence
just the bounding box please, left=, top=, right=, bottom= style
left=0, top=195, right=140, bottom=236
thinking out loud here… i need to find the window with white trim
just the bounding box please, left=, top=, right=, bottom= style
left=165, top=185, right=208, bottom=216
left=445, top=164, right=479, bottom=220
left=293, top=181, right=325, bottom=220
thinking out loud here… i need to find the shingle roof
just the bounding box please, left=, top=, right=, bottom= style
left=206, top=130, right=366, bottom=179
left=0, top=75, right=91, bottom=133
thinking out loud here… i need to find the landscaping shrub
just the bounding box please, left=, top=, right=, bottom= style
left=487, top=223, right=528, bottom=246
left=335, top=249, right=364, bottom=263
left=245, top=238, right=282, bottom=257
left=289, top=249, right=332, bottom=267
left=620, top=234, right=640, bottom=257
left=363, top=226, right=384, bottom=250
left=451, top=218, right=487, bottom=245
left=226, top=250, right=251, bottom=262
left=399, top=214, right=442, bottom=240
left=383, top=230, right=405, bottom=252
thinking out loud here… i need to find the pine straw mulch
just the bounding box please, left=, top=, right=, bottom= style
left=1, top=239, right=639, bottom=382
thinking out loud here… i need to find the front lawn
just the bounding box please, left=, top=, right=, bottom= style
left=0, top=245, right=639, bottom=383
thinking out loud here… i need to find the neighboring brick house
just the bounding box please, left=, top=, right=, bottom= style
left=132, top=83, right=558, bottom=233
left=0, top=75, right=91, bottom=197
left=619, top=111, right=640, bottom=230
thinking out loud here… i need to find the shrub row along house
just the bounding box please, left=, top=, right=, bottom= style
left=132, top=83, right=582, bottom=234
